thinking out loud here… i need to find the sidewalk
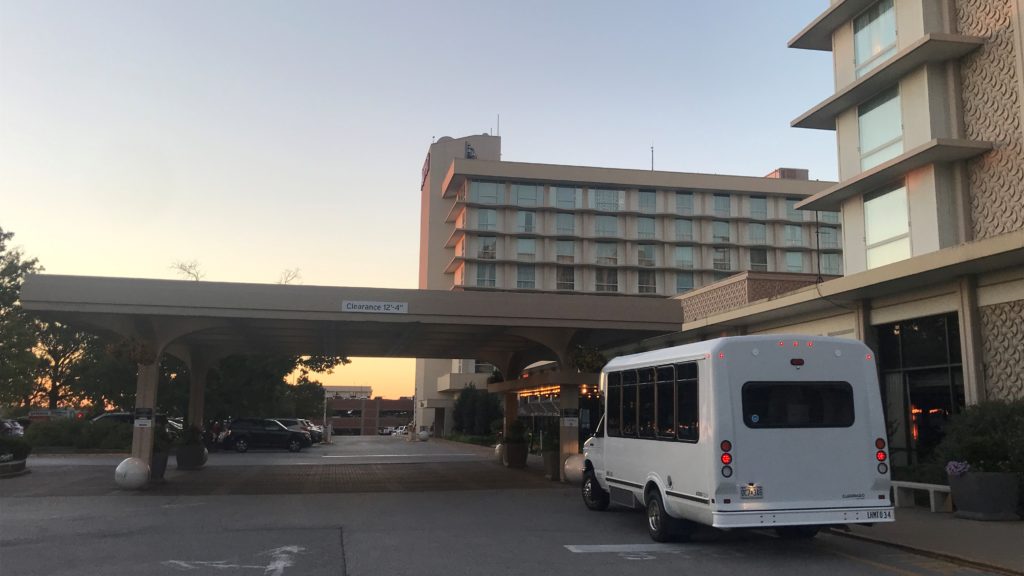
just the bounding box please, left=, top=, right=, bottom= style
left=830, top=506, right=1024, bottom=575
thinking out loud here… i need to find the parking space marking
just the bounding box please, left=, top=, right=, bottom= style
left=163, top=545, right=305, bottom=574
left=321, top=454, right=478, bottom=458
left=565, top=544, right=683, bottom=554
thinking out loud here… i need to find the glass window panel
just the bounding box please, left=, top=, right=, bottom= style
left=596, top=268, right=618, bottom=292
left=854, top=0, right=897, bottom=76
left=516, top=238, right=535, bottom=261
left=713, top=248, right=731, bottom=271
left=785, top=251, right=803, bottom=272
left=556, top=212, right=575, bottom=235
left=675, top=219, right=693, bottom=241
left=750, top=249, right=768, bottom=272
left=819, top=253, right=842, bottom=275
left=476, top=263, right=495, bottom=287
left=818, top=226, right=839, bottom=249
left=606, top=372, right=621, bottom=437
left=592, top=189, right=623, bottom=211
left=516, top=211, right=536, bottom=233
left=556, top=240, right=575, bottom=263
left=748, top=222, right=767, bottom=244
left=595, top=242, right=618, bottom=265
left=638, top=244, right=656, bottom=267
left=554, top=186, right=581, bottom=209
left=785, top=225, right=803, bottom=246
left=742, top=382, right=855, bottom=428
left=477, top=208, right=496, bottom=231
left=750, top=196, right=767, bottom=219
left=864, top=186, right=908, bottom=245
left=556, top=266, right=575, bottom=290
left=638, top=270, right=657, bottom=294
left=516, top=264, right=535, bottom=289
left=676, top=363, right=699, bottom=441
left=859, top=87, right=903, bottom=170
left=470, top=181, right=500, bottom=204
left=676, top=192, right=693, bottom=215
left=637, top=217, right=655, bottom=239
left=596, top=215, right=619, bottom=236
left=621, top=371, right=638, bottom=436
left=656, top=367, right=675, bottom=439
left=512, top=183, right=539, bottom=206
left=867, top=236, right=911, bottom=268
left=639, top=190, right=657, bottom=213
left=478, top=236, right=496, bottom=259
left=638, top=380, right=655, bottom=438
left=900, top=315, right=950, bottom=368
left=713, top=194, right=731, bottom=216
left=676, top=272, right=694, bottom=293
left=712, top=220, right=730, bottom=242
left=674, top=246, right=693, bottom=269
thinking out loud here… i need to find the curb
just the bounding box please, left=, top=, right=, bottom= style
left=825, top=527, right=1024, bottom=576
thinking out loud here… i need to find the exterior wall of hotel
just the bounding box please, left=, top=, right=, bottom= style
left=328, top=397, right=414, bottom=436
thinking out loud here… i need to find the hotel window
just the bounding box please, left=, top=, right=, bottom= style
left=517, top=211, right=536, bottom=233
left=864, top=184, right=910, bottom=269
left=859, top=86, right=903, bottom=170
left=785, top=225, right=803, bottom=246
left=820, top=253, right=842, bottom=275
left=713, top=248, right=731, bottom=271
left=785, top=251, right=803, bottom=272
left=512, top=184, right=539, bottom=206
left=470, top=181, right=500, bottom=204
left=477, top=208, right=497, bottom=231
left=477, top=236, right=496, bottom=259
left=476, top=263, right=496, bottom=287
left=591, top=189, right=623, bottom=211
left=819, top=211, right=840, bottom=224
left=676, top=272, right=694, bottom=293
left=517, top=264, right=535, bottom=289
left=556, top=266, right=575, bottom=291
left=749, top=196, right=767, bottom=220
left=639, top=190, right=657, bottom=213
left=712, top=220, right=730, bottom=243
left=854, top=0, right=897, bottom=78
left=748, top=222, right=767, bottom=244
left=818, top=226, right=840, bottom=249
left=713, top=272, right=731, bottom=282
left=674, top=246, right=694, bottom=269
left=750, top=249, right=768, bottom=272
left=595, top=215, right=619, bottom=236
left=516, top=238, right=536, bottom=261
left=553, top=186, right=581, bottom=209
left=596, top=242, right=618, bottom=265
left=638, top=270, right=657, bottom=294
left=556, top=240, right=575, bottom=263
left=713, top=194, right=731, bottom=217
left=675, top=219, right=694, bottom=241
left=637, top=217, right=656, bottom=239
left=785, top=198, right=803, bottom=221
left=596, top=268, right=618, bottom=292
left=556, top=212, right=575, bottom=235
left=638, top=244, right=656, bottom=267
left=675, top=192, right=693, bottom=215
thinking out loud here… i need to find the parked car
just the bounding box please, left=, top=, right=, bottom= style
left=392, top=425, right=407, bottom=436
left=0, top=419, right=24, bottom=437
left=274, top=418, right=322, bottom=443
left=299, top=419, right=323, bottom=443
left=223, top=418, right=311, bottom=453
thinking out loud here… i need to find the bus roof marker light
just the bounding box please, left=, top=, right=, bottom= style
left=793, top=341, right=800, bottom=347
left=806, top=341, right=814, bottom=348
left=866, top=353, right=874, bottom=361
left=718, top=352, right=725, bottom=359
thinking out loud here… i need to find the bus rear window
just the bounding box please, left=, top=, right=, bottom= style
left=742, top=382, right=854, bottom=428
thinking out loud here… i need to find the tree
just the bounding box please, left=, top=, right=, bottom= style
left=171, top=260, right=204, bottom=281
left=34, top=321, right=97, bottom=409
left=277, top=268, right=301, bottom=285
left=453, top=385, right=501, bottom=436
left=0, top=227, right=41, bottom=408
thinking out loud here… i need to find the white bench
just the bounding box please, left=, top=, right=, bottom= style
left=891, top=480, right=952, bottom=512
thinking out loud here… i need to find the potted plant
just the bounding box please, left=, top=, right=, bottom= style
left=175, top=425, right=208, bottom=470
left=503, top=420, right=528, bottom=469
left=937, top=400, right=1023, bottom=521
left=0, top=436, right=32, bottom=479
left=541, top=421, right=561, bottom=481
left=151, top=426, right=173, bottom=481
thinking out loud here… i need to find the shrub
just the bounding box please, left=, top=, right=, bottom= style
left=24, top=419, right=132, bottom=451
left=0, top=436, right=32, bottom=461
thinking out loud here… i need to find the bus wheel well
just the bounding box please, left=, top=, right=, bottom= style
left=644, top=481, right=661, bottom=503
left=583, top=460, right=594, bottom=473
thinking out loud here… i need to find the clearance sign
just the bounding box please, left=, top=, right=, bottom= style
left=342, top=301, right=409, bottom=314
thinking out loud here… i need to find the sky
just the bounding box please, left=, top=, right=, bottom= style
left=0, top=0, right=836, bottom=399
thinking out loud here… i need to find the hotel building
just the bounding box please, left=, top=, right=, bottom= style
left=416, top=135, right=838, bottom=435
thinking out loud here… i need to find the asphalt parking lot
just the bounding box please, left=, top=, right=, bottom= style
left=0, top=436, right=997, bottom=576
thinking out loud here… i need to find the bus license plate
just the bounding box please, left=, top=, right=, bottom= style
left=741, top=484, right=763, bottom=499
left=866, top=509, right=892, bottom=520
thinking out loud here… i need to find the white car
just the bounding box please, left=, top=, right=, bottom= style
left=391, top=426, right=407, bottom=436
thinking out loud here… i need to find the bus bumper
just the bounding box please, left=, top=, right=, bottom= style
left=711, top=506, right=894, bottom=528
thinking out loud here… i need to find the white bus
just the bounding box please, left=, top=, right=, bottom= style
left=581, top=335, right=894, bottom=541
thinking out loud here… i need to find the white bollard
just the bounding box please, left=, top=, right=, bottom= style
left=114, top=457, right=150, bottom=489
left=563, top=454, right=585, bottom=484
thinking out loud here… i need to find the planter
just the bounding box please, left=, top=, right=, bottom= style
left=175, top=444, right=208, bottom=470
left=949, top=472, right=1020, bottom=521
left=150, top=451, right=170, bottom=481
left=503, top=442, right=528, bottom=469
left=542, top=451, right=561, bottom=481
left=0, top=459, right=29, bottom=479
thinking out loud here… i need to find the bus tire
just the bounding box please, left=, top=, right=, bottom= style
left=776, top=526, right=820, bottom=539
left=646, top=491, right=675, bottom=542
left=582, top=470, right=610, bottom=511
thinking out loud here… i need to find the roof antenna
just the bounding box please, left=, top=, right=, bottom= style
left=497, top=113, right=501, bottom=137
left=651, top=144, right=654, bottom=171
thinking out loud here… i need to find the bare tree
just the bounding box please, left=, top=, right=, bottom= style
left=171, top=260, right=205, bottom=281
left=278, top=268, right=302, bottom=285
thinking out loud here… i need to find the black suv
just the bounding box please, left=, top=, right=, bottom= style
left=223, top=418, right=311, bottom=453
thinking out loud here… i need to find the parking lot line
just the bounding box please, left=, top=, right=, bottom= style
left=320, top=454, right=479, bottom=458
left=565, top=544, right=683, bottom=554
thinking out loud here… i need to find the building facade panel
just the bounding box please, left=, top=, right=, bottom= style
left=958, top=0, right=1024, bottom=240
left=979, top=299, right=1024, bottom=400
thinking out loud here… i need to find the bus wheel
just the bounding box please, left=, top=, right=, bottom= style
left=776, top=526, right=820, bottom=539
left=646, top=491, right=675, bottom=542
left=581, top=471, right=609, bottom=511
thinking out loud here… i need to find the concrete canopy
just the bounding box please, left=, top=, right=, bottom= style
left=20, top=275, right=683, bottom=371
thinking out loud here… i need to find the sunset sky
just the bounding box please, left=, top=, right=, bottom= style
left=1, top=1, right=836, bottom=399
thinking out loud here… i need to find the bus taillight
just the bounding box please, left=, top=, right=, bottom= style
left=720, top=440, right=732, bottom=452
left=875, top=438, right=886, bottom=449
left=721, top=453, right=732, bottom=465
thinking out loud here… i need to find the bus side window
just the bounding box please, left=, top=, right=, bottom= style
left=607, top=372, right=621, bottom=437
left=621, top=370, right=638, bottom=437
left=676, top=362, right=699, bottom=442
left=638, top=368, right=656, bottom=438
left=656, top=365, right=675, bottom=439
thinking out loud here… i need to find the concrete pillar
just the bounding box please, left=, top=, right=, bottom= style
left=186, top=356, right=213, bottom=430
left=131, top=360, right=160, bottom=466
left=503, top=392, right=517, bottom=435
left=558, top=384, right=580, bottom=482
left=957, top=276, right=986, bottom=405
